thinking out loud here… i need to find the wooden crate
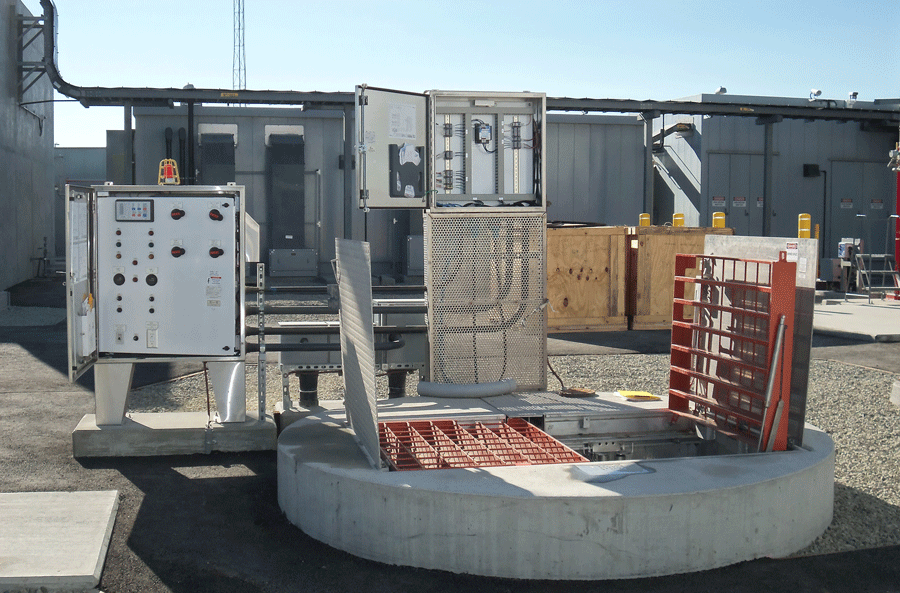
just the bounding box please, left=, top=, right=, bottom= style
left=630, top=226, right=734, bottom=330
left=547, top=225, right=628, bottom=332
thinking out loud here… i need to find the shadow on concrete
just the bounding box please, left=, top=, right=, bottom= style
left=79, top=452, right=900, bottom=593
left=2, top=279, right=204, bottom=390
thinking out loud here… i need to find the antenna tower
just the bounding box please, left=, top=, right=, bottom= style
left=233, top=0, right=246, bottom=90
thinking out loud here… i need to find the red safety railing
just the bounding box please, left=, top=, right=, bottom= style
left=379, top=417, right=587, bottom=471
left=668, top=252, right=796, bottom=451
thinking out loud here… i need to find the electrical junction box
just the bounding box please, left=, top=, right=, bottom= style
left=66, top=185, right=245, bottom=381
left=356, top=86, right=548, bottom=391
left=356, top=86, right=546, bottom=211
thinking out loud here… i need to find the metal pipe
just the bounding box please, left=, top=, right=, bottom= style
left=757, top=315, right=787, bottom=452
left=245, top=304, right=426, bottom=315
left=246, top=325, right=426, bottom=336
left=187, top=101, right=195, bottom=185
left=245, top=339, right=404, bottom=353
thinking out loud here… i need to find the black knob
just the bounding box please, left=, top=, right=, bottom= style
left=133, top=335, right=139, bottom=341
left=171, top=208, right=186, bottom=220
left=116, top=307, right=122, bottom=313
left=113, top=273, right=125, bottom=286
left=116, top=295, right=122, bottom=301
left=149, top=242, right=154, bottom=248
left=146, top=274, right=158, bottom=286
left=171, top=246, right=186, bottom=258
left=149, top=296, right=155, bottom=302
left=116, top=241, right=121, bottom=248
left=209, top=247, right=225, bottom=258
left=209, top=209, right=224, bottom=221
left=149, top=308, right=155, bottom=314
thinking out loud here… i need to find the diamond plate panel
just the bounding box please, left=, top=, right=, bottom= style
left=336, top=239, right=380, bottom=469
left=425, top=212, right=546, bottom=390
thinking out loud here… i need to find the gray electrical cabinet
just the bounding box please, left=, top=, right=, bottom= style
left=356, top=87, right=548, bottom=390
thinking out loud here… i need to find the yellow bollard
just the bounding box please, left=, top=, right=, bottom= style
left=672, top=213, right=685, bottom=227
left=712, top=212, right=726, bottom=228
left=798, top=213, right=811, bottom=238
left=639, top=213, right=650, bottom=227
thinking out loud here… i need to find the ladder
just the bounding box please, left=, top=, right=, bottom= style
left=854, top=253, right=900, bottom=302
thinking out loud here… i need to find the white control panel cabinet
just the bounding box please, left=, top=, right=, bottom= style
left=66, top=185, right=245, bottom=380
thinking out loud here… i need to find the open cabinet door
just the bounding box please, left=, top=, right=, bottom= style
left=65, top=185, right=98, bottom=381
left=355, top=85, right=428, bottom=210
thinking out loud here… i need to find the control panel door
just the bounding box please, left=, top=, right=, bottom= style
left=95, top=194, right=239, bottom=356
left=356, top=85, right=428, bottom=210
left=65, top=185, right=98, bottom=381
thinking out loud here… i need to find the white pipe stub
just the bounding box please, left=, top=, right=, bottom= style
left=416, top=378, right=517, bottom=398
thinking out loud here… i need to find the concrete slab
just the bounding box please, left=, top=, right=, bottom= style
left=73, top=411, right=276, bottom=457
left=278, top=399, right=835, bottom=580
left=0, top=491, right=118, bottom=591
left=813, top=298, right=900, bottom=342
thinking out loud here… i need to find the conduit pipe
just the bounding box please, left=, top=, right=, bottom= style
left=417, top=378, right=517, bottom=399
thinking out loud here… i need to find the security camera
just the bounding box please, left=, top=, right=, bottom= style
left=848, top=91, right=858, bottom=100
left=715, top=86, right=727, bottom=94
left=809, top=89, right=822, bottom=102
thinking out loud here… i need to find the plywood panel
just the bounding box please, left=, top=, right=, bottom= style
left=547, top=226, right=627, bottom=331
left=631, top=226, right=734, bottom=330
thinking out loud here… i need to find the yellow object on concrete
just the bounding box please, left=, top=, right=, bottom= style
left=639, top=213, right=651, bottom=227
left=798, top=213, right=811, bottom=238
left=672, top=213, right=685, bottom=227
left=712, top=212, right=726, bottom=228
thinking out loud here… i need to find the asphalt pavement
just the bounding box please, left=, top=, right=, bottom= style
left=1, top=277, right=899, bottom=592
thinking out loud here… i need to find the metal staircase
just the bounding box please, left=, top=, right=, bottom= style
left=854, top=253, right=900, bottom=302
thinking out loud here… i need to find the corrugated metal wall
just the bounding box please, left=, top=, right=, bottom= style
left=546, top=114, right=644, bottom=225
left=655, top=114, right=896, bottom=257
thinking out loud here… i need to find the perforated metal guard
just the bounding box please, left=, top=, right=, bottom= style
left=425, top=212, right=547, bottom=390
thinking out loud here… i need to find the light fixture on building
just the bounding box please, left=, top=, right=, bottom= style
left=715, top=86, right=727, bottom=95
left=809, top=89, right=822, bottom=101
left=847, top=91, right=858, bottom=107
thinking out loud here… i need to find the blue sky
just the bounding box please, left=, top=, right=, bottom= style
left=23, top=0, right=898, bottom=147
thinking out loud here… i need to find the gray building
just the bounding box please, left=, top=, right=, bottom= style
left=129, top=105, right=415, bottom=278
left=653, top=95, right=898, bottom=258
left=1, top=0, right=55, bottom=290
left=59, top=95, right=898, bottom=280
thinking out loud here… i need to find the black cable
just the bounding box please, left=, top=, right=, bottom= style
left=547, top=358, right=566, bottom=391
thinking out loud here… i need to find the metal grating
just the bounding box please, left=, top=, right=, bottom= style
left=425, top=212, right=547, bottom=390
left=668, top=253, right=796, bottom=451
left=379, top=417, right=587, bottom=471
left=336, top=239, right=380, bottom=469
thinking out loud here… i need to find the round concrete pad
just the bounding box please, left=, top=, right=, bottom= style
left=278, top=406, right=835, bottom=580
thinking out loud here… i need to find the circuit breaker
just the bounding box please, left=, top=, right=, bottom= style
left=67, top=185, right=245, bottom=378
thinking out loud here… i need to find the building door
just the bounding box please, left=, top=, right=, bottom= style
left=707, top=153, right=765, bottom=235
left=830, top=161, right=896, bottom=257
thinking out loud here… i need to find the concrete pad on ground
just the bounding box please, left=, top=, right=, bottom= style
left=73, top=411, right=276, bottom=457
left=814, top=299, right=900, bottom=342
left=0, top=491, right=118, bottom=591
